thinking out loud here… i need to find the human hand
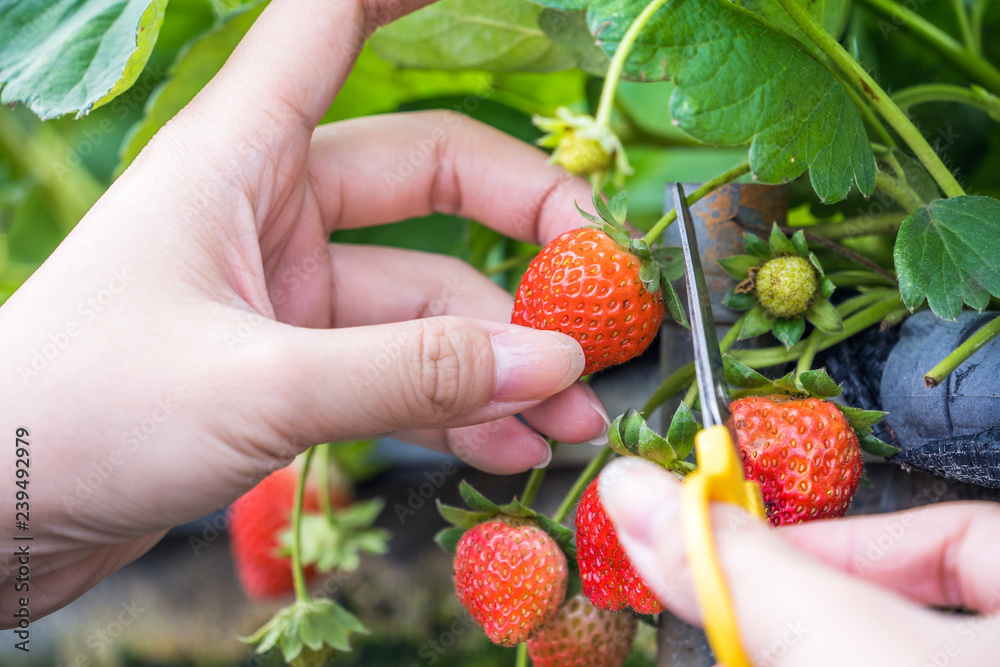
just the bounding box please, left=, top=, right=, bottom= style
left=0, top=0, right=609, bottom=621
left=599, top=458, right=1000, bottom=665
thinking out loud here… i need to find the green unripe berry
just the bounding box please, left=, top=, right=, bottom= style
left=555, top=129, right=612, bottom=176
left=755, top=255, right=819, bottom=319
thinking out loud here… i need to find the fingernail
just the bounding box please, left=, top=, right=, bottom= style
left=598, top=458, right=680, bottom=548
left=584, top=388, right=611, bottom=446
left=492, top=330, right=584, bottom=403
left=532, top=441, right=553, bottom=469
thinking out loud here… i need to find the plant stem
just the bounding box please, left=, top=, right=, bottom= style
left=552, top=447, right=615, bottom=525
left=520, top=440, right=557, bottom=509
left=595, top=0, right=671, bottom=128
left=892, top=84, right=1000, bottom=120
left=874, top=171, right=925, bottom=212
left=807, top=214, right=906, bottom=240
left=317, top=443, right=335, bottom=524
left=950, top=0, right=976, bottom=53
left=825, top=270, right=898, bottom=289
left=643, top=160, right=752, bottom=246
left=803, top=231, right=898, bottom=285
left=924, top=313, right=1000, bottom=387
left=291, top=447, right=316, bottom=603
left=515, top=642, right=529, bottom=667
left=838, top=70, right=896, bottom=149
left=795, top=329, right=825, bottom=379
left=856, top=0, right=1000, bottom=95
left=971, top=0, right=988, bottom=54
left=483, top=254, right=535, bottom=277
left=777, top=0, right=966, bottom=198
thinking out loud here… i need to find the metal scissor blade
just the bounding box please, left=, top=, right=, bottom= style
left=672, top=183, right=731, bottom=428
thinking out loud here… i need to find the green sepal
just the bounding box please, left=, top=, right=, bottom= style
left=723, top=356, right=773, bottom=389
left=807, top=251, right=825, bottom=276
left=717, top=254, right=759, bottom=280
left=630, top=238, right=653, bottom=262
left=744, top=233, right=771, bottom=259
left=838, top=405, right=888, bottom=431
left=241, top=598, right=368, bottom=661
left=770, top=371, right=802, bottom=395
left=858, top=432, right=900, bottom=457
left=797, top=369, right=843, bottom=399
left=819, top=277, right=836, bottom=300
left=605, top=225, right=632, bottom=249
left=791, top=230, right=809, bottom=256
left=723, top=288, right=756, bottom=311
left=805, top=298, right=845, bottom=333
left=739, top=305, right=776, bottom=339
left=592, top=188, right=615, bottom=223
left=772, top=316, right=805, bottom=348
left=607, top=191, right=628, bottom=226
left=768, top=223, right=797, bottom=256
left=661, top=276, right=689, bottom=328
left=436, top=501, right=496, bottom=530
left=574, top=201, right=604, bottom=226
left=459, top=480, right=501, bottom=513
left=652, top=247, right=686, bottom=282
left=639, top=261, right=661, bottom=293
left=434, top=526, right=466, bottom=554
left=282, top=499, right=390, bottom=573
left=666, top=403, right=699, bottom=461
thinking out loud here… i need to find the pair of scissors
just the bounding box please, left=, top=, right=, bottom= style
left=672, top=183, right=766, bottom=667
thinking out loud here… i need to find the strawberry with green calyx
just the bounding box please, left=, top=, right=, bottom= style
left=437, top=481, right=575, bottom=647
left=719, top=223, right=843, bottom=348
left=526, top=593, right=637, bottom=667
left=723, top=359, right=898, bottom=525
left=575, top=476, right=665, bottom=614
left=512, top=190, right=687, bottom=375
left=608, top=404, right=698, bottom=474
left=241, top=597, right=367, bottom=667
left=533, top=107, right=632, bottom=186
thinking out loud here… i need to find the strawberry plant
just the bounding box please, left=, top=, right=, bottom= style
left=5, top=0, right=1000, bottom=664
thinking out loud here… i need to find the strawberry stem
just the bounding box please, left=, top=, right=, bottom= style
left=291, top=446, right=316, bottom=603
left=317, top=443, right=336, bottom=525
left=552, top=447, right=614, bottom=525
left=642, top=160, right=752, bottom=247
left=923, top=312, right=1000, bottom=387
left=520, top=440, right=558, bottom=509
left=515, top=642, right=529, bottom=667
left=594, top=0, right=671, bottom=129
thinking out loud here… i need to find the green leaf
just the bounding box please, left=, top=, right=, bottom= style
left=723, top=356, right=773, bottom=388
left=723, top=288, right=756, bottom=311
left=737, top=0, right=851, bottom=45
left=744, top=232, right=771, bottom=259
left=537, top=0, right=876, bottom=202
left=242, top=599, right=367, bottom=661
left=371, top=0, right=578, bottom=72
left=283, top=501, right=391, bottom=573
left=858, top=432, right=900, bottom=457
left=717, top=254, right=759, bottom=280
left=0, top=0, right=168, bottom=119
left=805, top=298, right=845, bottom=333
left=797, top=369, right=843, bottom=398
left=739, top=305, right=775, bottom=339
left=661, top=277, right=689, bottom=328
left=458, top=480, right=501, bottom=513
left=894, top=196, right=1000, bottom=320
left=768, top=223, right=798, bottom=256
left=537, top=8, right=611, bottom=77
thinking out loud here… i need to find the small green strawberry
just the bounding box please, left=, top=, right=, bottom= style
left=720, top=223, right=843, bottom=348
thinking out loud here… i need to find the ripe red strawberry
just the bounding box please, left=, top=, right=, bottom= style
left=229, top=465, right=351, bottom=599
left=512, top=228, right=665, bottom=375
left=453, top=519, right=568, bottom=647
left=575, top=478, right=665, bottom=614
left=527, top=593, right=637, bottom=667
left=732, top=395, right=862, bottom=526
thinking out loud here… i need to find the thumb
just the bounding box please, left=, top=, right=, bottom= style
left=251, top=315, right=584, bottom=444
left=598, top=458, right=955, bottom=666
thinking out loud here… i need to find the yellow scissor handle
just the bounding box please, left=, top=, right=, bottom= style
left=681, top=425, right=766, bottom=667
